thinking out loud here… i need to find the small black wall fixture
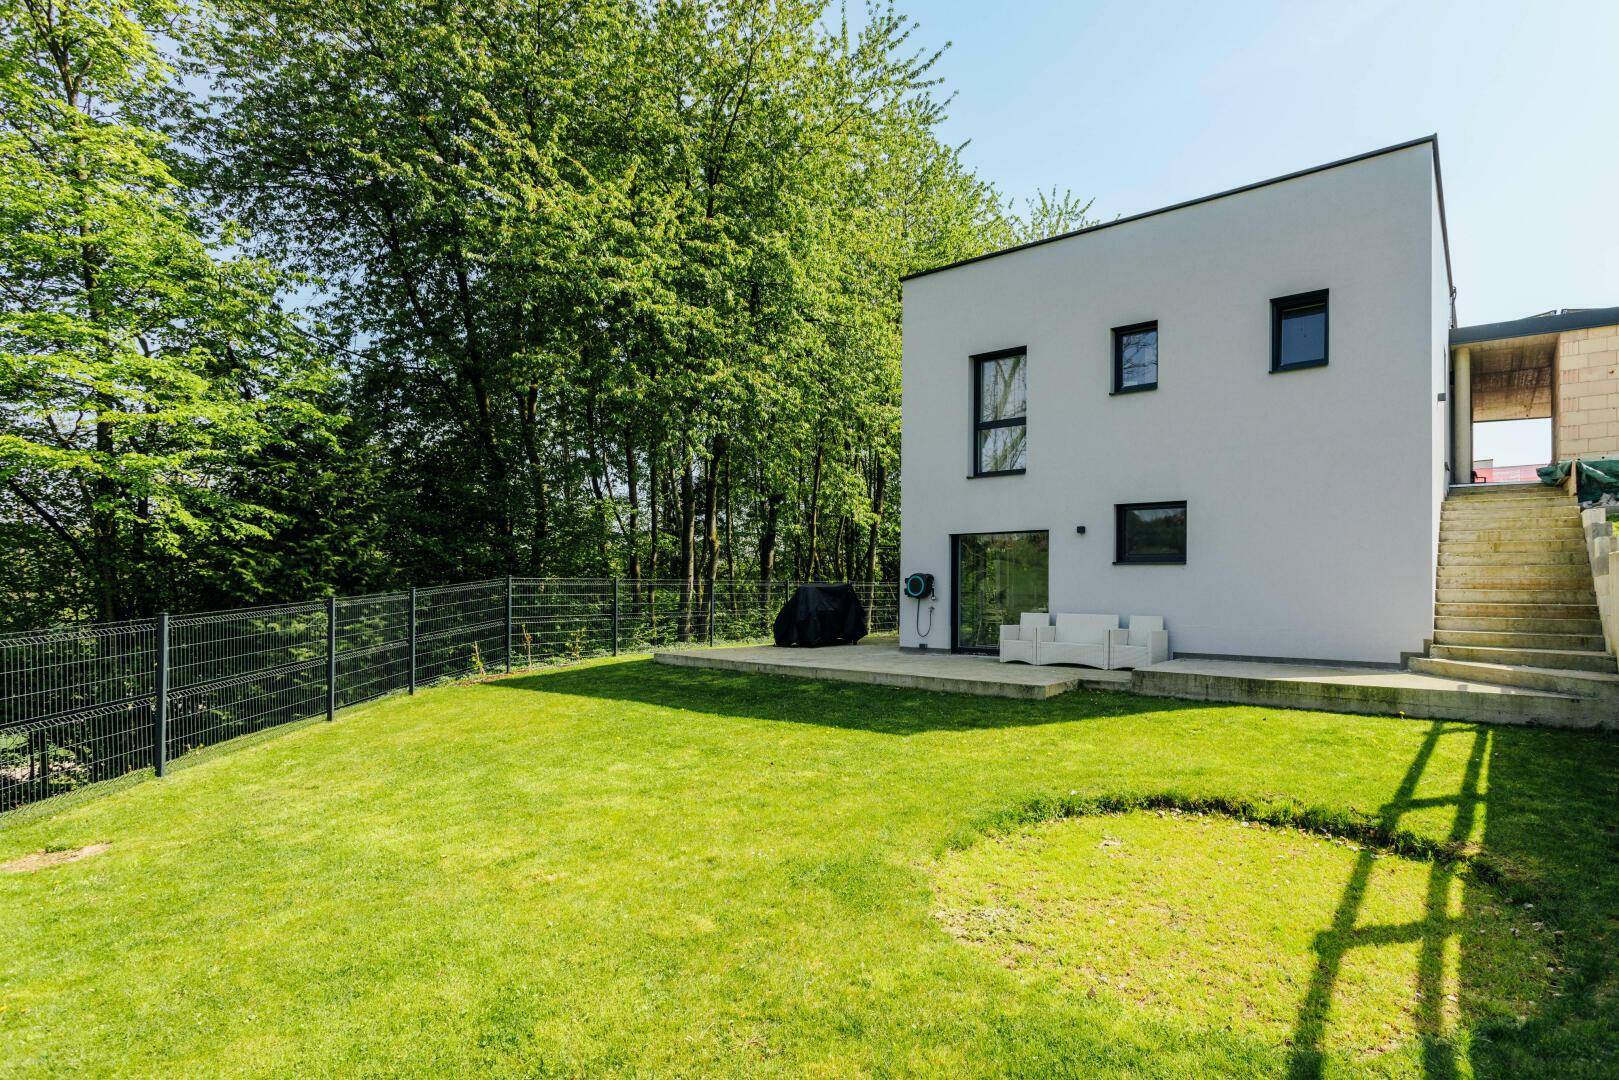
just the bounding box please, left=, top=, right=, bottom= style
left=1075, top=525, right=1087, bottom=535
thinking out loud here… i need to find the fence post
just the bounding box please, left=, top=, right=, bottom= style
left=407, top=587, right=417, bottom=695
left=707, top=587, right=716, bottom=647
left=326, top=596, right=337, bottom=721
left=153, top=613, right=170, bottom=777
left=505, top=575, right=514, bottom=674
left=612, top=577, right=620, bottom=656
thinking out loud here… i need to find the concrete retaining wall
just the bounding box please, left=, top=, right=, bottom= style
left=1581, top=506, right=1619, bottom=657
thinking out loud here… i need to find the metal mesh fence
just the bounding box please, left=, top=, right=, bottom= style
left=0, top=577, right=897, bottom=811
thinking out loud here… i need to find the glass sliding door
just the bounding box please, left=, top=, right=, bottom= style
left=953, top=531, right=1049, bottom=653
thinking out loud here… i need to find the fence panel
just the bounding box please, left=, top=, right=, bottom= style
left=166, top=603, right=327, bottom=760
left=0, top=621, right=157, bottom=810
left=336, top=592, right=411, bottom=707
left=511, top=579, right=614, bottom=667
left=415, top=580, right=506, bottom=685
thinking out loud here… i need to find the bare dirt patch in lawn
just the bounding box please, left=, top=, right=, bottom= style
left=934, top=808, right=1559, bottom=1059
left=1, top=843, right=110, bottom=873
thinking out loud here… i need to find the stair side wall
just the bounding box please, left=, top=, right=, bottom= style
left=1582, top=507, right=1619, bottom=656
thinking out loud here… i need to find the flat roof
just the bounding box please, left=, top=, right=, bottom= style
left=901, top=136, right=1456, bottom=321
left=1451, top=306, right=1619, bottom=346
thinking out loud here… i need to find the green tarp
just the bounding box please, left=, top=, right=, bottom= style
left=1538, top=458, right=1619, bottom=504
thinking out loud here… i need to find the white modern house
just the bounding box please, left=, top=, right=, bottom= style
left=898, top=137, right=1456, bottom=665
left=673, top=135, right=1616, bottom=724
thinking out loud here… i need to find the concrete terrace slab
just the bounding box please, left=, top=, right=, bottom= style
left=652, top=643, right=1604, bottom=728
left=1135, top=658, right=1599, bottom=728
left=652, top=641, right=1130, bottom=700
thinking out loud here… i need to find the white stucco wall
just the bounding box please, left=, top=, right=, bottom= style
left=898, top=143, right=1448, bottom=663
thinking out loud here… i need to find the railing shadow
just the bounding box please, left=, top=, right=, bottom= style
left=1286, top=721, right=1491, bottom=1079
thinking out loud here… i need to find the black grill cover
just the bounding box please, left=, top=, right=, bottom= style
left=772, top=584, right=868, bottom=647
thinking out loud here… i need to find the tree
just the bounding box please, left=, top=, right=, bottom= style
left=0, top=0, right=340, bottom=622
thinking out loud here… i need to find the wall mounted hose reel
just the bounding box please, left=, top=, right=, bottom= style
left=903, top=572, right=936, bottom=645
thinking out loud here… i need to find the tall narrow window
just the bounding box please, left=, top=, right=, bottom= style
left=1271, top=290, right=1329, bottom=372
left=972, top=347, right=1027, bottom=476
left=1112, top=321, right=1158, bottom=393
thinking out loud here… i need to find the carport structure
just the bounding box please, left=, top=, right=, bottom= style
left=1450, top=306, right=1619, bottom=483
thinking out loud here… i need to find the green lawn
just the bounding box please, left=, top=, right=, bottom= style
left=1, top=658, right=1615, bottom=1078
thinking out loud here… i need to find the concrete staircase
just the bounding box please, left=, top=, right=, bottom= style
left=1409, top=482, right=1618, bottom=725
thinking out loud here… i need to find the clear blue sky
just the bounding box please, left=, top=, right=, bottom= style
left=910, top=0, right=1619, bottom=328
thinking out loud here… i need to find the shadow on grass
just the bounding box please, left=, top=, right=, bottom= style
left=1287, top=720, right=1619, bottom=1079
left=484, top=656, right=1162, bottom=735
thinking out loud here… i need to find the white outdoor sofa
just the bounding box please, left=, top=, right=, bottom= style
left=1040, top=613, right=1117, bottom=669
left=998, top=612, right=1052, bottom=664
left=1106, top=615, right=1171, bottom=670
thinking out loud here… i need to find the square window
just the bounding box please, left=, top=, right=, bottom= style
left=972, top=348, right=1027, bottom=476
left=1112, top=321, right=1158, bottom=393
left=1271, top=290, right=1328, bottom=371
left=1116, top=501, right=1187, bottom=564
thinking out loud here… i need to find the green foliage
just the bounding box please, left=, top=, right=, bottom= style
left=1, top=0, right=1081, bottom=625
left=0, top=0, right=343, bottom=622
left=181, top=0, right=1026, bottom=591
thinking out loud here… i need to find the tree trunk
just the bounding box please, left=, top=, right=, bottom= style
left=804, top=433, right=824, bottom=580
left=625, top=436, right=641, bottom=586
left=759, top=492, right=782, bottom=586
left=699, top=434, right=725, bottom=633
left=723, top=448, right=736, bottom=584
left=864, top=462, right=887, bottom=583
left=677, top=450, right=696, bottom=639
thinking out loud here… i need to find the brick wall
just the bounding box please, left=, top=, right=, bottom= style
left=1557, top=324, right=1619, bottom=459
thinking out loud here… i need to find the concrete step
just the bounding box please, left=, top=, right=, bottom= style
left=1438, top=549, right=1589, bottom=566
left=1443, top=494, right=1578, bottom=507
left=1409, top=656, right=1619, bottom=708
left=1446, top=483, right=1550, bottom=496
left=1428, top=643, right=1617, bottom=673
left=1436, top=565, right=1596, bottom=588
left=1134, top=661, right=1594, bottom=728
left=1441, top=510, right=1585, bottom=530
left=1438, top=538, right=1588, bottom=555
left=1436, top=586, right=1601, bottom=606
left=1432, top=628, right=1609, bottom=651
left=1435, top=613, right=1607, bottom=636
left=1439, top=526, right=1587, bottom=543
left=1434, top=600, right=1603, bottom=622
left=1443, top=497, right=1571, bottom=511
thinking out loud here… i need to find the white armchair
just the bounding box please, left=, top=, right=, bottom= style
left=998, top=612, right=1052, bottom=664
left=1108, top=615, right=1171, bottom=669
left=1040, top=613, right=1118, bottom=668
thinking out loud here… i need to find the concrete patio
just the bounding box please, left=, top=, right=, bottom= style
left=652, top=640, right=1604, bottom=726
left=653, top=639, right=1129, bottom=699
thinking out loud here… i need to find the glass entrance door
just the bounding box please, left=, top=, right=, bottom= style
left=953, top=531, right=1049, bottom=653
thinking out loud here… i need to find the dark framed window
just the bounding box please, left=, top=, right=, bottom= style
left=971, top=347, right=1027, bottom=476
left=1111, top=321, right=1158, bottom=393
left=1271, top=290, right=1329, bottom=372
left=951, top=530, right=1049, bottom=653
left=1115, top=501, right=1187, bottom=565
